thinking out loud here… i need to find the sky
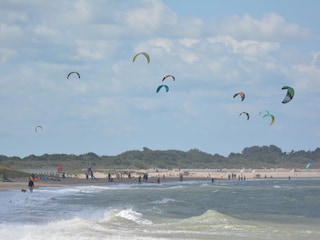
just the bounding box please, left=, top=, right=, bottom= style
left=1, top=0, right=320, bottom=158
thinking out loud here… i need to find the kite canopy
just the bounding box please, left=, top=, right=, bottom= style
left=67, top=71, right=80, bottom=79
left=259, top=110, right=270, bottom=118
left=263, top=113, right=275, bottom=125
left=233, top=92, right=245, bottom=101
left=281, top=86, right=294, bottom=104
left=162, top=75, right=175, bottom=81
left=35, top=125, right=42, bottom=132
left=132, top=52, right=150, bottom=63
left=156, top=85, right=169, bottom=93
left=239, top=112, right=250, bottom=120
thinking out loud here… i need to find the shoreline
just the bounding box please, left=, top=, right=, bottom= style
left=1, top=168, right=320, bottom=192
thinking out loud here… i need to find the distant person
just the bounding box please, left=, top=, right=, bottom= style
left=88, top=167, right=96, bottom=179
left=143, top=173, right=148, bottom=182
left=28, top=178, right=34, bottom=192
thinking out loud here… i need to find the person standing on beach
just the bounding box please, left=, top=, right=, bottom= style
left=28, top=178, right=34, bottom=192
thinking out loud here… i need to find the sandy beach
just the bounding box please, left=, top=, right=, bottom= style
left=1, top=168, right=320, bottom=191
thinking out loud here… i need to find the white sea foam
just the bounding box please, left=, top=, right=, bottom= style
left=153, top=197, right=177, bottom=204
left=116, top=208, right=153, bottom=225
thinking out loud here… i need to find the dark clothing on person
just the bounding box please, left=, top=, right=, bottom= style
left=28, top=179, right=34, bottom=192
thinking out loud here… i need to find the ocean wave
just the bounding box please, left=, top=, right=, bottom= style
left=115, top=208, right=153, bottom=225
left=182, top=209, right=241, bottom=225
left=2, top=208, right=320, bottom=240
left=153, top=197, right=178, bottom=204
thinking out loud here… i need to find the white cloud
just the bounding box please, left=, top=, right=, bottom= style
left=126, top=0, right=177, bottom=35
left=292, top=61, right=320, bottom=92
left=179, top=38, right=200, bottom=48
left=72, top=40, right=119, bottom=61
left=33, top=25, right=60, bottom=38
left=221, top=13, right=312, bottom=41
left=131, top=97, right=160, bottom=111
left=207, top=36, right=280, bottom=56
left=0, top=48, right=17, bottom=63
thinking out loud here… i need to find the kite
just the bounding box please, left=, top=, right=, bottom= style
left=67, top=72, right=80, bottom=79
left=259, top=110, right=270, bottom=118
left=35, top=125, right=43, bottom=132
left=156, top=85, right=169, bottom=93
left=239, top=112, right=250, bottom=120
left=306, top=163, right=312, bottom=169
left=233, top=92, right=245, bottom=101
left=281, top=86, right=294, bottom=104
left=162, top=75, right=175, bottom=82
left=263, top=113, right=275, bottom=125
left=132, top=52, right=150, bottom=63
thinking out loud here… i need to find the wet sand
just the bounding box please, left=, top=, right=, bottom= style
left=1, top=168, right=320, bottom=191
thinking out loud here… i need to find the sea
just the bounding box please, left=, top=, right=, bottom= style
left=1, top=179, right=320, bottom=240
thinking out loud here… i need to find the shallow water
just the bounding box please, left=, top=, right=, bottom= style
left=1, top=179, right=320, bottom=240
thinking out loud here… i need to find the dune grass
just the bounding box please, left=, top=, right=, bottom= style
left=0, top=164, right=29, bottom=180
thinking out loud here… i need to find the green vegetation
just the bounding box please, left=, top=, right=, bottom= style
left=0, top=145, right=319, bottom=175
left=0, top=164, right=30, bottom=180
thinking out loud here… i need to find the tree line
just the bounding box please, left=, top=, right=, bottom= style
left=0, top=145, right=319, bottom=171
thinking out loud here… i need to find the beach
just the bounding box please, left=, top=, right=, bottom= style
left=2, top=168, right=320, bottom=191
